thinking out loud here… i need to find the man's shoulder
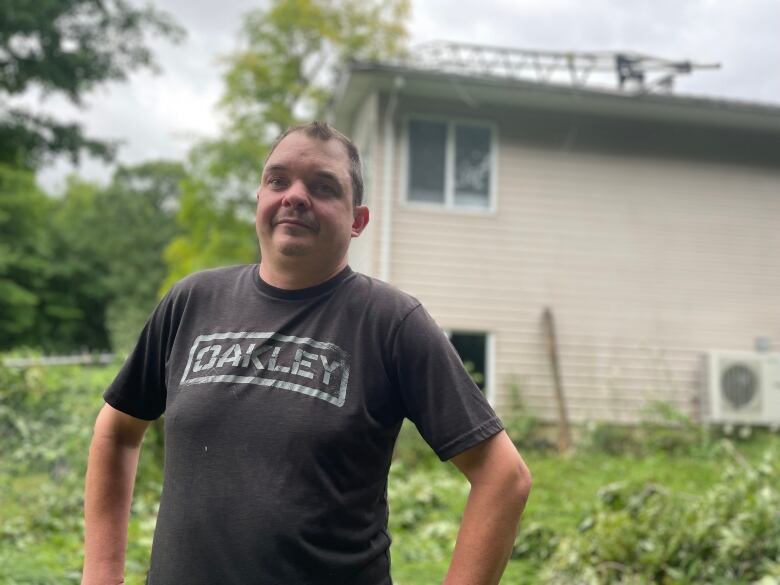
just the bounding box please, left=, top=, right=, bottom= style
left=345, top=270, right=422, bottom=318
left=167, top=264, right=256, bottom=299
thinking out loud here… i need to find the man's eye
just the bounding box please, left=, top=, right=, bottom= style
left=316, top=183, right=336, bottom=194
left=267, top=177, right=287, bottom=188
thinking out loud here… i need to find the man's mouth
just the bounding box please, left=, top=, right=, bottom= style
left=274, top=217, right=316, bottom=230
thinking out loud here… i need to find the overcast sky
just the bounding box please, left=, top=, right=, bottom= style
left=36, top=0, right=780, bottom=192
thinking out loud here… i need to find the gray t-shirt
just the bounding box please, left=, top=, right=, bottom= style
left=105, top=265, right=503, bottom=585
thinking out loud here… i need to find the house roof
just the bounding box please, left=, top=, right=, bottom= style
left=331, top=60, right=780, bottom=135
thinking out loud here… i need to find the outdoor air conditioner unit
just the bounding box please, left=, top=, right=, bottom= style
left=703, top=351, right=780, bottom=425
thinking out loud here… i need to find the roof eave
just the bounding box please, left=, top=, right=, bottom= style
left=331, top=62, right=780, bottom=134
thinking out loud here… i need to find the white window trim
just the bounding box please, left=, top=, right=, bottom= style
left=444, top=329, right=496, bottom=405
left=401, top=114, right=498, bottom=215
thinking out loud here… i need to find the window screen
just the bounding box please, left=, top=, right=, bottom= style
left=454, top=125, right=491, bottom=208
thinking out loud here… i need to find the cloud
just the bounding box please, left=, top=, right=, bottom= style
left=409, top=0, right=780, bottom=101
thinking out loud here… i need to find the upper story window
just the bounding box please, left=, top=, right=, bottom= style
left=406, top=118, right=495, bottom=210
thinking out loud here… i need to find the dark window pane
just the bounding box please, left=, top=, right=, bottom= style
left=450, top=332, right=487, bottom=392
left=408, top=120, right=446, bottom=203
left=454, top=125, right=491, bottom=207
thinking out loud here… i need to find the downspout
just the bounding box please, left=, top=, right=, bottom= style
left=379, top=76, right=404, bottom=282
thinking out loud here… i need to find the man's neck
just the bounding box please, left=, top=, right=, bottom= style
left=258, top=258, right=348, bottom=290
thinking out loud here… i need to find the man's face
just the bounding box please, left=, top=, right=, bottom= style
left=256, top=132, right=368, bottom=269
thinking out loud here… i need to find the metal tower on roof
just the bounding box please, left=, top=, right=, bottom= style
left=402, top=41, right=720, bottom=94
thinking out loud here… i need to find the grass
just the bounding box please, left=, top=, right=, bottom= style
left=2, top=363, right=779, bottom=584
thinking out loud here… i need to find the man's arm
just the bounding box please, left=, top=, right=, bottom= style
left=444, top=431, right=532, bottom=585
left=82, top=403, right=151, bottom=585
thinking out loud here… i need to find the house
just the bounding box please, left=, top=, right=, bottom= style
left=328, top=44, right=780, bottom=424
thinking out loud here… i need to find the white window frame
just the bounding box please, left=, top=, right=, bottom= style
left=445, top=329, right=496, bottom=405
left=401, top=115, right=498, bottom=214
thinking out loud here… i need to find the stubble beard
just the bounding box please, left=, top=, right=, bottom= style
left=278, top=240, right=312, bottom=257
left=266, top=211, right=320, bottom=258
left=278, top=225, right=318, bottom=259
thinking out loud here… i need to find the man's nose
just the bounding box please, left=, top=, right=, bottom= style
left=281, top=180, right=312, bottom=209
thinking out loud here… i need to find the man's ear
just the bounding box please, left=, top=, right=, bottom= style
left=351, top=206, right=369, bottom=238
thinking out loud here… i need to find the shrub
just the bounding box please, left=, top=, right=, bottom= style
left=577, top=421, right=642, bottom=456
left=512, top=521, right=560, bottom=563
left=502, top=378, right=553, bottom=451
left=387, top=463, right=466, bottom=562
left=0, top=362, right=161, bottom=585
left=543, top=441, right=780, bottom=584
left=638, top=401, right=711, bottom=456
left=578, top=402, right=713, bottom=457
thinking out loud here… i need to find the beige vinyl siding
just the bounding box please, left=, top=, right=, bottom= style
left=346, top=93, right=394, bottom=279
left=345, top=92, right=378, bottom=275
left=381, top=97, right=780, bottom=422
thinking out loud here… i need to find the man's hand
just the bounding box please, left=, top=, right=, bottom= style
left=444, top=431, right=532, bottom=585
left=82, top=403, right=150, bottom=585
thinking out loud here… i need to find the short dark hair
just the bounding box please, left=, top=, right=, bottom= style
left=265, top=121, right=364, bottom=206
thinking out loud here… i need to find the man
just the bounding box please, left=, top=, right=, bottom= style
left=82, top=122, right=531, bottom=585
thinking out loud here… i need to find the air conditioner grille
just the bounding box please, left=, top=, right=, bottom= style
left=721, top=364, right=757, bottom=409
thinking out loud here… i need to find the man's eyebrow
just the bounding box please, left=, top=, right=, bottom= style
left=314, top=170, right=341, bottom=183
left=262, top=165, right=345, bottom=191
left=264, top=164, right=288, bottom=175
left=263, top=165, right=340, bottom=181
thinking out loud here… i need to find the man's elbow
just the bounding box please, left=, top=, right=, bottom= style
left=506, top=454, right=532, bottom=512
left=455, top=433, right=532, bottom=512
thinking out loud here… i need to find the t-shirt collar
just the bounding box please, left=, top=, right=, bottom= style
left=253, top=264, right=353, bottom=300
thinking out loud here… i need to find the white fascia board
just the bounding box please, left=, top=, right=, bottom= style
left=334, top=65, right=780, bottom=135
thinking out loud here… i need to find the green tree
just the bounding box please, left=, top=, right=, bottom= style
left=98, top=161, right=185, bottom=351
left=0, top=0, right=184, bottom=170
left=0, top=162, right=184, bottom=352
left=161, top=175, right=258, bottom=292
left=207, top=0, right=409, bottom=188
left=44, top=162, right=185, bottom=352
left=164, top=0, right=409, bottom=281
left=41, top=177, right=111, bottom=350
left=0, top=164, right=50, bottom=347
left=0, top=1, right=184, bottom=350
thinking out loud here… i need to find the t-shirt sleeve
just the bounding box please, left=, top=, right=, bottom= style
left=103, top=289, right=179, bottom=420
left=392, top=304, right=504, bottom=461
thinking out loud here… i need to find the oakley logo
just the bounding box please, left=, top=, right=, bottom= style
left=180, top=331, right=350, bottom=407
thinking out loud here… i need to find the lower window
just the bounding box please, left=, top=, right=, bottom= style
left=449, top=331, right=487, bottom=393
